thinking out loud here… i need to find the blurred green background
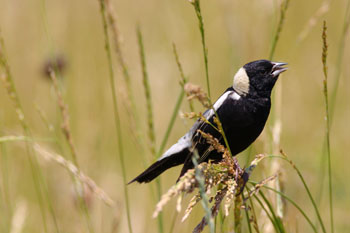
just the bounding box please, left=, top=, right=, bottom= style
left=0, top=0, right=349, bottom=232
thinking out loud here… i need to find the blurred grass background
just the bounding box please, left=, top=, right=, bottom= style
left=0, top=0, right=349, bottom=232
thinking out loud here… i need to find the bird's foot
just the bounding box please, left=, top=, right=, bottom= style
left=236, top=170, right=249, bottom=196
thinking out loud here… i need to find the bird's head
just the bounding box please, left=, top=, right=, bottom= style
left=232, top=59, right=287, bottom=98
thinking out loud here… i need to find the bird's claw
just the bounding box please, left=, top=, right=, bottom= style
left=236, top=170, right=250, bottom=196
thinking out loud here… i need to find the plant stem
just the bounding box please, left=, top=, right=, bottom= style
left=192, top=151, right=215, bottom=233
left=322, top=20, right=334, bottom=233
left=98, top=1, right=133, bottom=232
left=136, top=26, right=164, bottom=233
left=0, top=31, right=57, bottom=233
left=269, top=0, right=290, bottom=60
left=268, top=154, right=327, bottom=233
left=251, top=182, right=317, bottom=233
left=242, top=193, right=252, bottom=233
left=190, top=0, right=211, bottom=99
left=234, top=194, right=242, bottom=233
left=172, top=43, right=195, bottom=112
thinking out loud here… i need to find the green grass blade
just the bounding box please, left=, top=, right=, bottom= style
left=189, top=0, right=211, bottom=99
left=267, top=154, right=327, bottom=233
left=259, top=191, right=286, bottom=233
left=242, top=193, right=252, bottom=233
left=269, top=0, right=290, bottom=60
left=321, top=21, right=334, bottom=233
left=136, top=26, right=164, bottom=233
left=251, top=181, right=318, bottom=233
left=98, top=1, right=133, bottom=233
left=252, top=193, right=280, bottom=232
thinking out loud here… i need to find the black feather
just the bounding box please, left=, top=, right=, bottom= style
left=128, top=149, right=189, bottom=184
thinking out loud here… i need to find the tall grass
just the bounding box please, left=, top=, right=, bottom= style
left=321, top=20, right=333, bottom=233
left=136, top=27, right=165, bottom=233
left=49, top=69, right=95, bottom=233
left=316, top=1, right=349, bottom=225
left=0, top=0, right=348, bottom=232
left=97, top=1, right=133, bottom=232
left=192, top=151, right=214, bottom=233
left=0, top=32, right=59, bottom=233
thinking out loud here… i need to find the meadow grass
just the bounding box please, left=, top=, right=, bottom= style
left=98, top=0, right=132, bottom=232
left=1, top=32, right=59, bottom=233
left=0, top=0, right=349, bottom=232
left=321, top=20, right=333, bottom=233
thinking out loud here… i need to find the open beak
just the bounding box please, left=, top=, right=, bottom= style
left=271, top=62, right=288, bottom=77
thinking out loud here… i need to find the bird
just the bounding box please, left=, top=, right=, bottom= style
left=129, top=59, right=287, bottom=184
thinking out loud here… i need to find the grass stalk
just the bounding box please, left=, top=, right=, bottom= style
left=251, top=181, right=317, bottom=233
left=137, top=27, right=156, bottom=158
left=189, top=0, right=233, bottom=158
left=104, top=0, right=144, bottom=150
left=316, top=0, right=349, bottom=226
left=172, top=43, right=195, bottom=112
left=249, top=198, right=260, bottom=233
left=189, top=0, right=211, bottom=99
left=321, top=20, right=334, bottom=233
left=252, top=193, right=279, bottom=232
left=269, top=0, right=290, bottom=60
left=136, top=26, right=164, bottom=233
left=242, top=193, right=252, bottom=233
left=234, top=194, right=242, bottom=233
left=192, top=151, right=214, bottom=233
left=49, top=69, right=95, bottom=233
left=98, top=1, right=133, bottom=232
left=0, top=141, right=11, bottom=232
left=268, top=154, right=327, bottom=233
left=259, top=191, right=285, bottom=233
left=267, top=2, right=290, bottom=231
left=0, top=31, right=59, bottom=233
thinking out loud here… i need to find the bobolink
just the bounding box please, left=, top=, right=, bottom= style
left=130, top=59, right=287, bottom=184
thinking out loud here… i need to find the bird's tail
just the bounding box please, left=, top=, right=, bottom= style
left=128, top=150, right=188, bottom=184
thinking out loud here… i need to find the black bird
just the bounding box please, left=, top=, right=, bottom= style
left=129, top=59, right=287, bottom=184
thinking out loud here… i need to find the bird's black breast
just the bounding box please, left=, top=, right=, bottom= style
left=219, top=96, right=271, bottom=155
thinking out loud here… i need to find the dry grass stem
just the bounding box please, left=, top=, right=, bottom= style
left=49, top=69, right=79, bottom=166
left=184, top=83, right=210, bottom=108
left=173, top=43, right=195, bottom=112
left=0, top=135, right=27, bottom=143
left=193, top=188, right=228, bottom=233
left=33, top=143, right=115, bottom=207
left=35, top=104, right=55, bottom=132
left=182, top=194, right=201, bottom=221
left=180, top=111, right=202, bottom=120
left=245, top=174, right=278, bottom=201
left=105, top=0, right=142, bottom=146
left=153, top=168, right=197, bottom=218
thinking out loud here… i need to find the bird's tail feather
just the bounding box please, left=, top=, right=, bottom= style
left=128, top=150, right=188, bottom=184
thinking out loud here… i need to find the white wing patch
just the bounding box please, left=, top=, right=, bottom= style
left=205, top=90, right=241, bottom=119
left=158, top=133, right=192, bottom=161
left=231, top=91, right=241, bottom=100
left=213, top=91, right=232, bottom=110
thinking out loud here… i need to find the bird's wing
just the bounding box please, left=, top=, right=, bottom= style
left=157, top=118, right=203, bottom=162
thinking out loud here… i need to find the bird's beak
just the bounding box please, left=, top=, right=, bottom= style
left=271, top=62, right=288, bottom=77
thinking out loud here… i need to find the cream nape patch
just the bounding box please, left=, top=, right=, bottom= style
left=233, top=68, right=249, bottom=96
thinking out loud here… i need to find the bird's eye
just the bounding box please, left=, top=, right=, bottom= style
left=259, top=70, right=268, bottom=75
